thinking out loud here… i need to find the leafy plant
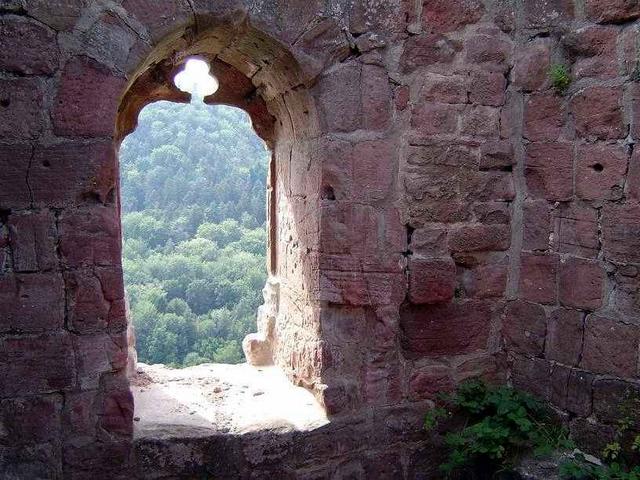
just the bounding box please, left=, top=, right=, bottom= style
left=560, top=392, right=640, bottom=480
left=424, top=379, right=573, bottom=478
left=549, top=64, right=572, bottom=94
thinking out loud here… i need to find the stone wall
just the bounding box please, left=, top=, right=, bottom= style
left=0, top=0, right=639, bottom=478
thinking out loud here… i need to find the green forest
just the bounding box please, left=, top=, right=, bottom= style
left=120, top=101, right=269, bottom=367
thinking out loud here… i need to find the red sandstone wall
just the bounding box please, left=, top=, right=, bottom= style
left=1, top=0, right=639, bottom=477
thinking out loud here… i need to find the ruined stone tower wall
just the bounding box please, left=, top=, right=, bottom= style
left=0, top=0, right=639, bottom=477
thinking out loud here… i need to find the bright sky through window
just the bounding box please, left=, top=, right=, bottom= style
left=174, top=58, right=219, bottom=101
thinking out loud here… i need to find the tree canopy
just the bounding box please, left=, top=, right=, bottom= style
left=120, top=101, right=269, bottom=366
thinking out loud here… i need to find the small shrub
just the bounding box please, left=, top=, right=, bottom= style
left=549, top=64, right=572, bottom=94
left=425, top=380, right=572, bottom=478
left=560, top=392, right=640, bottom=480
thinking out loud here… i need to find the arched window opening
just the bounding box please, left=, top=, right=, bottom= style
left=121, top=56, right=327, bottom=434
left=120, top=100, right=268, bottom=367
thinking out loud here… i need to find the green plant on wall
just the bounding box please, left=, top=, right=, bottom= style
left=560, top=392, right=640, bottom=480
left=549, top=64, right=572, bottom=94
left=424, top=380, right=573, bottom=478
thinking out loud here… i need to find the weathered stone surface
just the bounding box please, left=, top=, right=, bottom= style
left=513, top=39, right=550, bottom=91
left=525, top=142, right=573, bottom=201
left=400, top=300, right=492, bottom=358
left=519, top=253, right=558, bottom=304
left=571, top=86, right=625, bottom=140
left=411, top=102, right=461, bottom=136
left=523, top=93, right=564, bottom=141
left=585, top=0, right=640, bottom=23
left=502, top=300, right=546, bottom=356
left=553, top=203, right=599, bottom=258
left=58, top=206, right=120, bottom=267
left=53, top=56, right=126, bottom=138
left=511, top=356, right=551, bottom=401
left=0, top=16, right=59, bottom=75
left=0, top=144, right=32, bottom=209
left=464, top=261, right=508, bottom=298
left=468, top=70, right=506, bottom=106
left=592, top=378, right=640, bottom=427
left=408, top=256, right=456, bottom=304
left=122, top=0, right=192, bottom=42
left=8, top=211, right=57, bottom=271
left=0, top=333, right=75, bottom=397
left=400, top=34, right=461, bottom=73
left=523, top=200, right=551, bottom=251
left=0, top=273, right=65, bottom=334
left=576, top=144, right=628, bottom=201
left=0, top=394, right=62, bottom=444
left=0, top=78, right=45, bottom=141
left=550, top=365, right=593, bottom=417
left=602, top=203, right=640, bottom=263
left=545, top=308, right=584, bottom=366
left=24, top=0, right=86, bottom=31
left=563, top=25, right=618, bottom=80
left=419, top=73, right=467, bottom=104
left=479, top=140, right=514, bottom=170
left=448, top=224, right=510, bottom=252
left=409, top=365, right=454, bottom=400
left=2, top=1, right=640, bottom=476
left=421, top=0, right=484, bottom=33
left=559, top=257, right=605, bottom=310
left=581, top=314, right=640, bottom=378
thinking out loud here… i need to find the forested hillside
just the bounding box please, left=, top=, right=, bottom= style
left=120, top=101, right=269, bottom=366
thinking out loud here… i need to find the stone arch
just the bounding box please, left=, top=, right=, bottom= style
left=115, top=4, right=333, bottom=408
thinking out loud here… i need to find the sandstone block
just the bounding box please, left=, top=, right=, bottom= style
left=0, top=333, right=75, bottom=397
left=0, top=16, right=59, bottom=75
left=362, top=64, right=391, bottom=131
left=602, top=202, right=640, bottom=263
left=421, top=0, right=484, bottom=33
left=523, top=200, right=551, bottom=251
left=411, top=102, right=461, bottom=136
left=585, top=0, right=640, bottom=23
left=461, top=105, right=500, bottom=137
left=525, top=142, right=573, bottom=201
left=479, top=140, right=514, bottom=170
left=519, top=253, right=559, bottom=304
left=58, top=206, right=120, bottom=267
left=545, top=308, right=584, bottom=366
left=448, top=224, right=510, bottom=253
left=8, top=211, right=57, bottom=272
left=523, top=93, right=564, bottom=141
left=576, top=144, right=628, bottom=201
left=0, top=145, right=32, bottom=209
left=468, top=70, right=506, bottom=107
left=512, top=40, right=550, bottom=91
left=571, top=86, right=625, bottom=140
left=53, top=56, right=126, bottom=138
left=0, top=78, right=45, bottom=141
left=550, top=366, right=593, bottom=417
left=511, top=356, right=551, bottom=401
left=316, top=63, right=361, bottom=133
left=563, top=25, right=618, bottom=80
left=0, top=273, right=65, bottom=334
left=399, top=300, right=492, bottom=358
left=559, top=257, right=605, bottom=310
left=419, top=73, right=468, bottom=104
left=553, top=203, right=599, bottom=258
left=400, top=34, right=461, bottom=73
left=581, top=314, right=640, bottom=378
left=0, top=394, right=62, bottom=443
left=408, top=256, right=456, bottom=304
left=409, top=365, right=454, bottom=400
left=464, top=261, right=508, bottom=298
left=502, top=300, right=547, bottom=356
